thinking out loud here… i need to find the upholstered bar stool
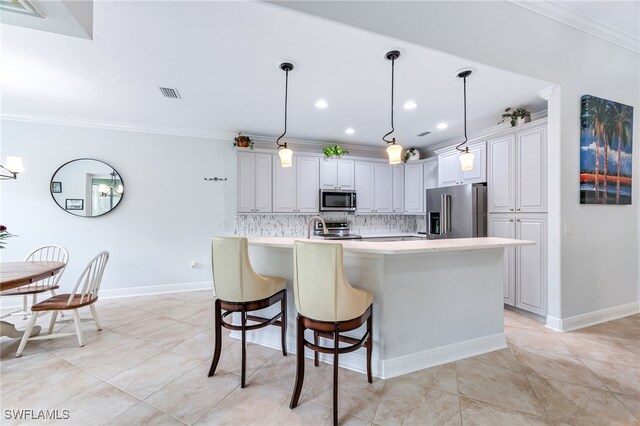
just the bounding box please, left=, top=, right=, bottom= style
left=290, top=240, right=373, bottom=426
left=208, top=237, right=287, bottom=388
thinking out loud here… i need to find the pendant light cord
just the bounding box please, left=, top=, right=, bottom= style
left=276, top=68, right=289, bottom=150
left=382, top=56, right=396, bottom=145
left=456, top=74, right=469, bottom=153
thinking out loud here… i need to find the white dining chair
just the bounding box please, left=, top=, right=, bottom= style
left=16, top=251, right=110, bottom=357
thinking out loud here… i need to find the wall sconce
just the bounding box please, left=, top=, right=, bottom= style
left=0, top=156, right=25, bottom=180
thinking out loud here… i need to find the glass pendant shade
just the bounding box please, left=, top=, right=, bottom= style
left=278, top=147, right=293, bottom=167
left=98, top=184, right=110, bottom=196
left=459, top=150, right=475, bottom=171
left=386, top=143, right=403, bottom=165
left=5, top=156, right=24, bottom=173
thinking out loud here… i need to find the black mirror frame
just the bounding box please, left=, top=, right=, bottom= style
left=50, top=158, right=125, bottom=218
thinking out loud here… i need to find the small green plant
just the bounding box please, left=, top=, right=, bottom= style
left=322, top=145, right=349, bottom=158
left=499, top=107, right=531, bottom=127
left=233, top=133, right=254, bottom=149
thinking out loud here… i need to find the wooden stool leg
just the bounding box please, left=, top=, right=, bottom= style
left=333, top=325, right=340, bottom=426
left=208, top=299, right=223, bottom=377
left=314, top=331, right=319, bottom=367
left=289, top=315, right=305, bottom=409
left=366, top=309, right=373, bottom=384
left=241, top=306, right=247, bottom=388
left=281, top=291, right=287, bottom=356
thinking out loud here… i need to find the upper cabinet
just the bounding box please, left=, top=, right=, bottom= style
left=237, top=152, right=272, bottom=213
left=488, top=125, right=547, bottom=213
left=404, top=162, right=424, bottom=213
left=392, top=164, right=404, bottom=213
left=423, top=157, right=438, bottom=190
left=273, top=155, right=320, bottom=213
left=320, top=159, right=355, bottom=190
left=354, top=162, right=393, bottom=213
left=437, top=142, right=486, bottom=187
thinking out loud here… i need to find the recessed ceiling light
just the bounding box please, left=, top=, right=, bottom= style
left=315, top=99, right=328, bottom=109
left=436, top=122, right=448, bottom=130
left=403, top=101, right=418, bottom=110
left=345, top=128, right=355, bottom=134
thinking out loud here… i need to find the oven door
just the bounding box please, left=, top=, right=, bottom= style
left=319, top=190, right=356, bottom=212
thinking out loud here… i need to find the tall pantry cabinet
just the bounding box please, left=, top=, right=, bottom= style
left=487, top=122, right=548, bottom=316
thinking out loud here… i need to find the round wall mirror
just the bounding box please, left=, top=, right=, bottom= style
left=50, top=159, right=124, bottom=217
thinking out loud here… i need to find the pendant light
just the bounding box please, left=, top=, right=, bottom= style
left=276, top=62, right=294, bottom=167
left=382, top=50, right=403, bottom=165
left=456, top=70, right=475, bottom=171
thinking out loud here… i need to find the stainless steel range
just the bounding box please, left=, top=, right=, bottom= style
left=314, top=221, right=362, bottom=240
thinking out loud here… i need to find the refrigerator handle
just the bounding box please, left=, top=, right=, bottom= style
left=440, top=194, right=447, bottom=234
left=445, top=194, right=452, bottom=233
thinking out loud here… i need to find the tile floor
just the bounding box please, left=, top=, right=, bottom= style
left=1, top=291, right=638, bottom=425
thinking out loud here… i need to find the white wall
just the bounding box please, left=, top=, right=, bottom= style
left=0, top=120, right=237, bottom=295
left=274, top=1, right=640, bottom=319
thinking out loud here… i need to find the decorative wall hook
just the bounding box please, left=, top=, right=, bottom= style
left=204, top=177, right=228, bottom=182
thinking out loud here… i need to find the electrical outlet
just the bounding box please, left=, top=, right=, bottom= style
left=190, top=261, right=201, bottom=269
left=563, top=224, right=572, bottom=235
left=598, top=280, right=605, bottom=291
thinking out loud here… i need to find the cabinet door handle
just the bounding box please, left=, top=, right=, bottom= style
left=509, top=219, right=514, bottom=222
left=516, top=208, right=521, bottom=211
left=509, top=208, right=514, bottom=211
left=516, top=219, right=521, bottom=222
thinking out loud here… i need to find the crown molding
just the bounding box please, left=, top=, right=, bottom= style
left=0, top=113, right=236, bottom=141
left=509, top=1, right=639, bottom=54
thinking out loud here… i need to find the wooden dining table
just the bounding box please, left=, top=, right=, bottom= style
left=1, top=261, right=66, bottom=338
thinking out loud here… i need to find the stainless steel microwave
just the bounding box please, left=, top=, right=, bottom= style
left=319, top=189, right=357, bottom=212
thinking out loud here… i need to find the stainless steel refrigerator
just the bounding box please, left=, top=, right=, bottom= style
left=426, top=183, right=487, bottom=239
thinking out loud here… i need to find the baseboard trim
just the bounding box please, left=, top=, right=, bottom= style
left=0, top=281, right=215, bottom=310
left=546, top=302, right=639, bottom=332
left=232, top=329, right=506, bottom=379
left=383, top=333, right=507, bottom=379
left=100, top=281, right=214, bottom=299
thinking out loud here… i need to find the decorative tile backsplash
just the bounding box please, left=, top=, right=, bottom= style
left=235, top=213, right=422, bottom=237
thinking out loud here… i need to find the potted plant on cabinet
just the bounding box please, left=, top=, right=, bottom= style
left=498, top=107, right=531, bottom=127
left=322, top=145, right=349, bottom=158
left=233, top=133, right=254, bottom=149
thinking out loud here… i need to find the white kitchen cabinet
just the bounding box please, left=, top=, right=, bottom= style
left=423, top=157, right=438, bottom=190
left=488, top=126, right=547, bottom=213
left=404, top=162, right=424, bottom=213
left=392, top=164, right=404, bottom=213
left=374, top=163, right=393, bottom=213
left=488, top=215, right=516, bottom=306
left=489, top=213, right=547, bottom=315
left=237, top=152, right=272, bottom=213
left=354, top=161, right=394, bottom=213
left=272, top=155, right=319, bottom=213
left=437, top=142, right=486, bottom=187
left=320, top=159, right=355, bottom=190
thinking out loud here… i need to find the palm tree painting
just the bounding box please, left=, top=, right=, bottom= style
left=580, top=95, right=633, bottom=205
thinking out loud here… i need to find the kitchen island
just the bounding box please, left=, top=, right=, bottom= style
left=237, top=237, right=533, bottom=379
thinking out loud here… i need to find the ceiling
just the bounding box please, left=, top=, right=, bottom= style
left=511, top=0, right=639, bottom=53
left=0, top=1, right=551, bottom=148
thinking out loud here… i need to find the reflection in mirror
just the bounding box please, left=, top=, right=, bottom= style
left=50, top=159, right=124, bottom=217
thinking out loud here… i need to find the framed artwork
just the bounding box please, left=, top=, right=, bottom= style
left=580, top=94, right=633, bottom=205
left=65, top=199, right=84, bottom=210
left=51, top=181, right=62, bottom=193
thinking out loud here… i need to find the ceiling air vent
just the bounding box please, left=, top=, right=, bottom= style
left=417, top=131, right=432, bottom=137
left=159, top=87, right=181, bottom=99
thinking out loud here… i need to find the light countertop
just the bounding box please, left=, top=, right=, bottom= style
left=248, top=236, right=534, bottom=255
